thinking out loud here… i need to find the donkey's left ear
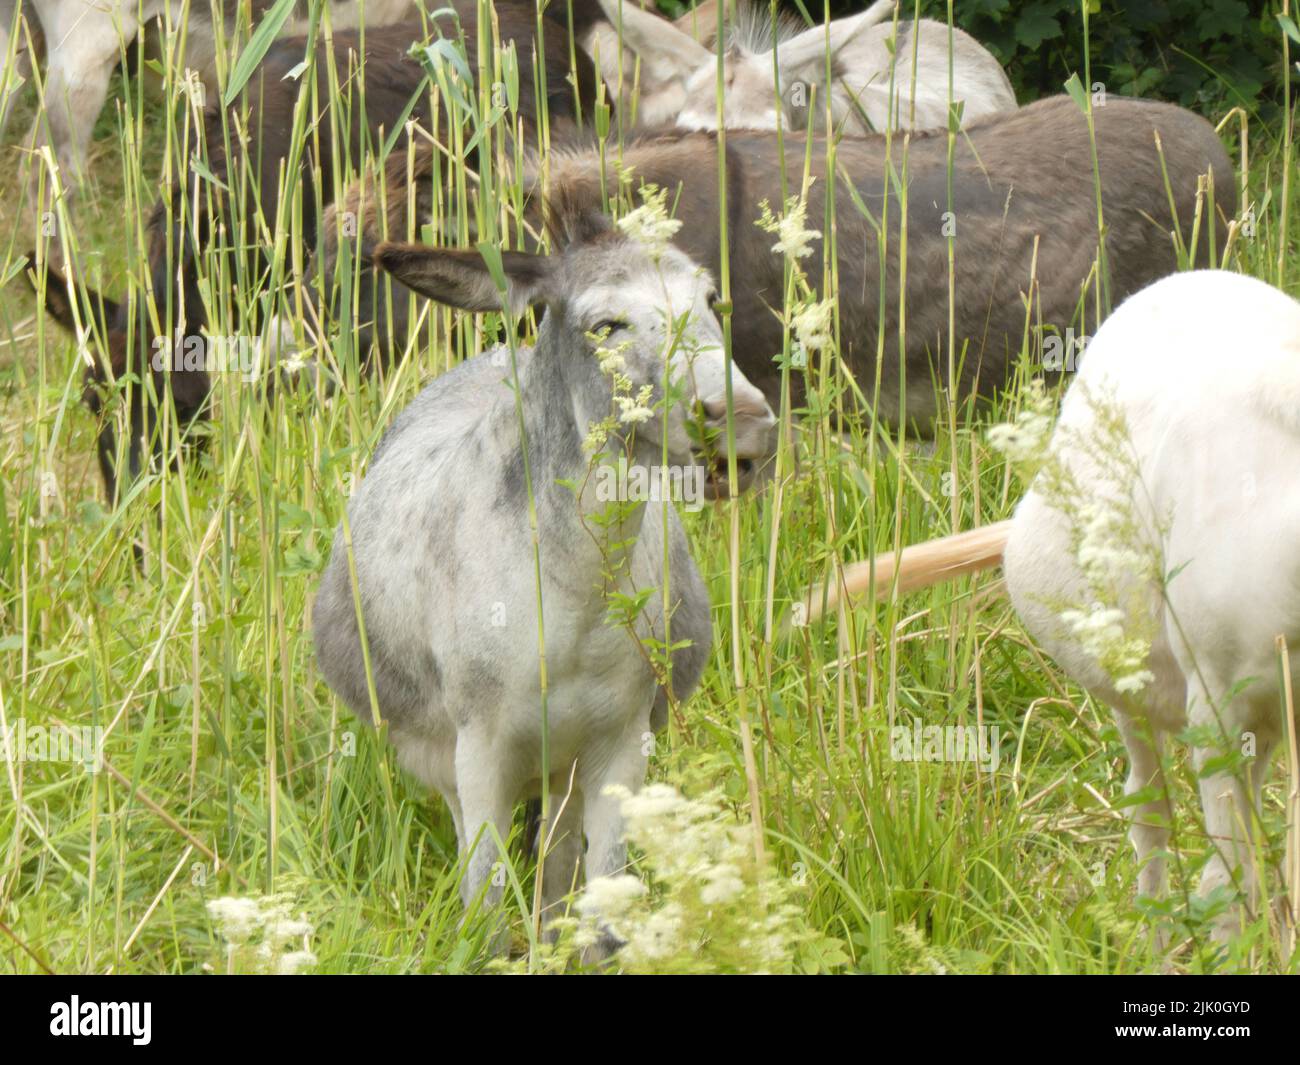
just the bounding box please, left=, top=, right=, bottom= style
left=374, top=244, right=555, bottom=312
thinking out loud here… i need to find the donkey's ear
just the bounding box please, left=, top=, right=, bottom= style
left=596, top=0, right=711, bottom=93
left=24, top=252, right=121, bottom=335
left=772, top=0, right=895, bottom=75
left=374, top=244, right=555, bottom=312
left=673, top=0, right=722, bottom=46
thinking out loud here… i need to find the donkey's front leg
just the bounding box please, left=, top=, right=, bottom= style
left=579, top=731, right=650, bottom=963
left=537, top=785, right=585, bottom=938
left=453, top=730, right=516, bottom=950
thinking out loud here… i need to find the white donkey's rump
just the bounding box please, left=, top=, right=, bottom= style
left=1004, top=270, right=1300, bottom=943
left=803, top=270, right=1300, bottom=948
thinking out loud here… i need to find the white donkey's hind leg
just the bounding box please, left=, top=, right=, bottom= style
left=1115, top=712, right=1172, bottom=903
left=30, top=1, right=137, bottom=191
left=1191, top=710, right=1276, bottom=944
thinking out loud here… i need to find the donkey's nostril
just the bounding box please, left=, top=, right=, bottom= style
left=701, top=398, right=729, bottom=423
left=701, top=393, right=773, bottom=425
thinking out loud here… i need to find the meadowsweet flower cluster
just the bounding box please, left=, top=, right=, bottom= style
left=615, top=385, right=656, bottom=425
left=498, top=783, right=843, bottom=974
left=207, top=894, right=318, bottom=975
left=582, top=327, right=659, bottom=452
left=756, top=189, right=834, bottom=370
left=1059, top=604, right=1155, bottom=694
left=1003, top=383, right=1162, bottom=698
left=987, top=379, right=1054, bottom=467
left=566, top=784, right=825, bottom=973
left=891, top=922, right=953, bottom=975
left=757, top=194, right=822, bottom=262
left=791, top=297, right=834, bottom=354
left=1074, top=499, right=1147, bottom=589
left=617, top=183, right=682, bottom=259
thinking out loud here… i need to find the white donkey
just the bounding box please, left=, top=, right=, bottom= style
left=592, top=0, right=1015, bottom=133
left=805, top=270, right=1300, bottom=946
left=0, top=0, right=411, bottom=191
left=312, top=204, right=776, bottom=950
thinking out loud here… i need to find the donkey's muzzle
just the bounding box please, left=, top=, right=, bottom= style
left=697, top=392, right=778, bottom=498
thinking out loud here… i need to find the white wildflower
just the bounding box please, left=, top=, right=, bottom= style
left=597, top=347, right=626, bottom=375
left=791, top=298, right=834, bottom=354
left=1061, top=603, right=1153, bottom=694
left=988, top=379, right=1055, bottom=465
left=206, top=893, right=317, bottom=975
left=700, top=862, right=745, bottom=905
left=626, top=903, right=684, bottom=962
left=576, top=874, right=647, bottom=939
left=1060, top=605, right=1126, bottom=659
left=1075, top=500, right=1146, bottom=586
left=280, top=350, right=309, bottom=376
left=589, top=328, right=631, bottom=377
left=583, top=419, right=614, bottom=453
left=276, top=950, right=319, bottom=975
left=206, top=897, right=262, bottom=945
left=1115, top=670, right=1156, bottom=694
left=758, top=195, right=821, bottom=261
left=617, top=782, right=688, bottom=825
left=987, top=415, right=1048, bottom=463
left=548, top=784, right=832, bottom=973
left=1031, top=386, right=1159, bottom=700
left=617, top=184, right=681, bottom=258
left=264, top=918, right=314, bottom=951
left=616, top=385, right=656, bottom=425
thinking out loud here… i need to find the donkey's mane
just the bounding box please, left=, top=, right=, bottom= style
left=542, top=126, right=700, bottom=169
left=724, top=0, right=802, bottom=55
left=540, top=180, right=619, bottom=247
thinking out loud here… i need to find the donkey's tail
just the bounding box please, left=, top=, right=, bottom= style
left=801, top=520, right=1013, bottom=624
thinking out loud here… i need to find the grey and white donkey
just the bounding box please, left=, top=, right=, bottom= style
left=312, top=204, right=776, bottom=947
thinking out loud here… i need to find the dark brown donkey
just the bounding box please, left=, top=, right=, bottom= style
left=328, top=94, right=1233, bottom=419
left=29, top=5, right=600, bottom=501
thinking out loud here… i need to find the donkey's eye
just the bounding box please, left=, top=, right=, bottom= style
left=590, top=318, right=628, bottom=338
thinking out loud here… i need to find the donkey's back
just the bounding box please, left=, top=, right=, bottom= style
left=313, top=349, right=522, bottom=733
left=580, top=94, right=1232, bottom=410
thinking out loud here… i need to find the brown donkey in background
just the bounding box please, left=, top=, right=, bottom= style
left=28, top=4, right=600, bottom=501
left=323, top=93, right=1233, bottom=419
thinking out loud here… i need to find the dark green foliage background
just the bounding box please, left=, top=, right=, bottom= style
left=657, top=1, right=1294, bottom=117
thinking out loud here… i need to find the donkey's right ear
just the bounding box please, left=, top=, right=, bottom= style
left=374, top=244, right=555, bottom=313
left=24, top=252, right=121, bottom=335
left=772, top=0, right=896, bottom=76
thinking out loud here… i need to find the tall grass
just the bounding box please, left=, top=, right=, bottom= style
left=0, top=1, right=1296, bottom=974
